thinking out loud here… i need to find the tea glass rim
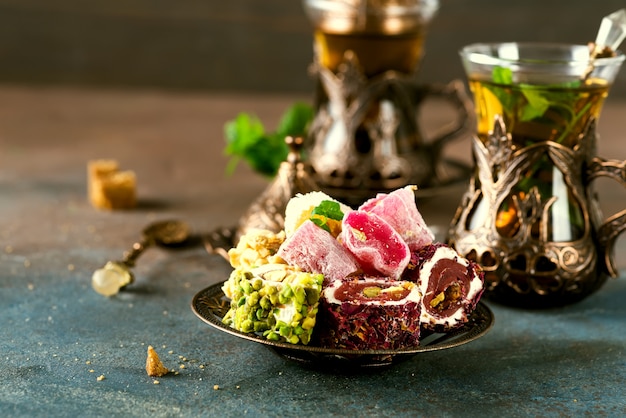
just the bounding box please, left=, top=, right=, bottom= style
left=460, top=42, right=625, bottom=67
left=304, top=0, right=439, bottom=17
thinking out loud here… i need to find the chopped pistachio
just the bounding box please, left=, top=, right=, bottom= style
left=222, top=265, right=323, bottom=345
left=430, top=291, right=446, bottom=308
left=363, top=286, right=381, bottom=298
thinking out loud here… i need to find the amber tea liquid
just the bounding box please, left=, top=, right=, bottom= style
left=467, top=76, right=611, bottom=242
left=314, top=30, right=425, bottom=76
left=468, top=77, right=610, bottom=148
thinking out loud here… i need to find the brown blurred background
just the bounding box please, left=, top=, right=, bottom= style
left=2, top=0, right=626, bottom=98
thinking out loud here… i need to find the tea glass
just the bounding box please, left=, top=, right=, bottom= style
left=302, top=0, right=472, bottom=205
left=448, top=42, right=626, bottom=307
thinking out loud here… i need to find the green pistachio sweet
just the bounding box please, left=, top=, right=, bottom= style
left=221, top=265, right=324, bottom=345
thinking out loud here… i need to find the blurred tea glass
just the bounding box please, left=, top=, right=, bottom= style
left=448, top=42, right=626, bottom=307
left=302, top=0, right=471, bottom=205
left=305, top=0, right=439, bottom=76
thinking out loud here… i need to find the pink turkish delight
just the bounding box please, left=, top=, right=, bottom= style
left=341, top=210, right=410, bottom=278
left=277, top=220, right=359, bottom=282
left=359, top=185, right=434, bottom=251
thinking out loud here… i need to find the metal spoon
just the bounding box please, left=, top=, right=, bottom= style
left=593, top=9, right=626, bottom=56
left=92, top=219, right=190, bottom=296
left=584, top=9, right=626, bottom=79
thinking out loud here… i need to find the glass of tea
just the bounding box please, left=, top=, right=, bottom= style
left=461, top=43, right=623, bottom=149
left=449, top=42, right=626, bottom=307
left=301, top=1, right=473, bottom=205
left=303, top=0, right=439, bottom=76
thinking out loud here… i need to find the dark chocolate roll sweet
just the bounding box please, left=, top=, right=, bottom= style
left=403, top=243, right=484, bottom=332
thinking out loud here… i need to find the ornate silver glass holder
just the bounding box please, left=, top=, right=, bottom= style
left=447, top=116, right=626, bottom=308
left=306, top=51, right=473, bottom=206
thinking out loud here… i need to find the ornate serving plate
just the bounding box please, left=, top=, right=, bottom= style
left=191, top=281, right=494, bottom=368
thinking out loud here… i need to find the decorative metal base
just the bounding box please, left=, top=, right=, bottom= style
left=447, top=116, right=626, bottom=308
left=307, top=51, right=472, bottom=206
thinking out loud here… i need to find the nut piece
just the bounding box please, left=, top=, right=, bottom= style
left=227, top=229, right=286, bottom=269
left=146, top=345, right=169, bottom=377
left=88, top=159, right=137, bottom=210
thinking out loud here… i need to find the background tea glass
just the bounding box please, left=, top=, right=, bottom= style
left=448, top=42, right=626, bottom=307
left=302, top=0, right=471, bottom=205
left=304, top=0, right=439, bottom=76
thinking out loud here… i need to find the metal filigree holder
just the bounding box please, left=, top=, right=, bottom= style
left=306, top=51, right=473, bottom=206
left=205, top=136, right=319, bottom=259
left=447, top=116, right=626, bottom=308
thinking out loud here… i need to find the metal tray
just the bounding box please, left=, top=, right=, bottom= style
left=192, top=281, right=494, bottom=368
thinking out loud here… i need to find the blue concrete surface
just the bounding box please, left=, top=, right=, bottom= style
left=1, top=87, right=625, bottom=417
left=2, top=238, right=625, bottom=417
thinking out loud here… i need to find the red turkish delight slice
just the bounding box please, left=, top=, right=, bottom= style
left=402, top=243, right=484, bottom=332
left=359, top=185, right=434, bottom=251
left=341, top=210, right=410, bottom=278
left=277, top=220, right=359, bottom=282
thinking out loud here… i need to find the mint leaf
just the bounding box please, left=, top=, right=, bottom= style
left=224, top=113, right=269, bottom=175
left=242, top=134, right=289, bottom=176
left=310, top=217, right=330, bottom=232
left=311, top=200, right=344, bottom=221
left=276, top=102, right=314, bottom=138
left=489, top=67, right=516, bottom=115
left=492, top=66, right=513, bottom=85
left=223, top=115, right=287, bottom=177
left=520, top=88, right=551, bottom=121
left=224, top=113, right=265, bottom=154
left=310, top=200, right=344, bottom=233
left=223, top=103, right=313, bottom=177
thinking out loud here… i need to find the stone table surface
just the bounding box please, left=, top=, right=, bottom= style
left=1, top=85, right=625, bottom=417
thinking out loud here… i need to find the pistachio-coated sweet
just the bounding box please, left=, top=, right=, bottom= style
left=222, top=264, right=324, bottom=345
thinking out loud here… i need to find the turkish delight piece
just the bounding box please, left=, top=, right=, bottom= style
left=227, top=229, right=286, bottom=269
left=221, top=264, right=324, bottom=345
left=403, top=243, right=484, bottom=332
left=341, top=210, right=410, bottom=278
left=318, top=276, right=421, bottom=350
left=277, top=220, right=359, bottom=282
left=359, top=185, right=434, bottom=251
left=284, top=191, right=352, bottom=238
